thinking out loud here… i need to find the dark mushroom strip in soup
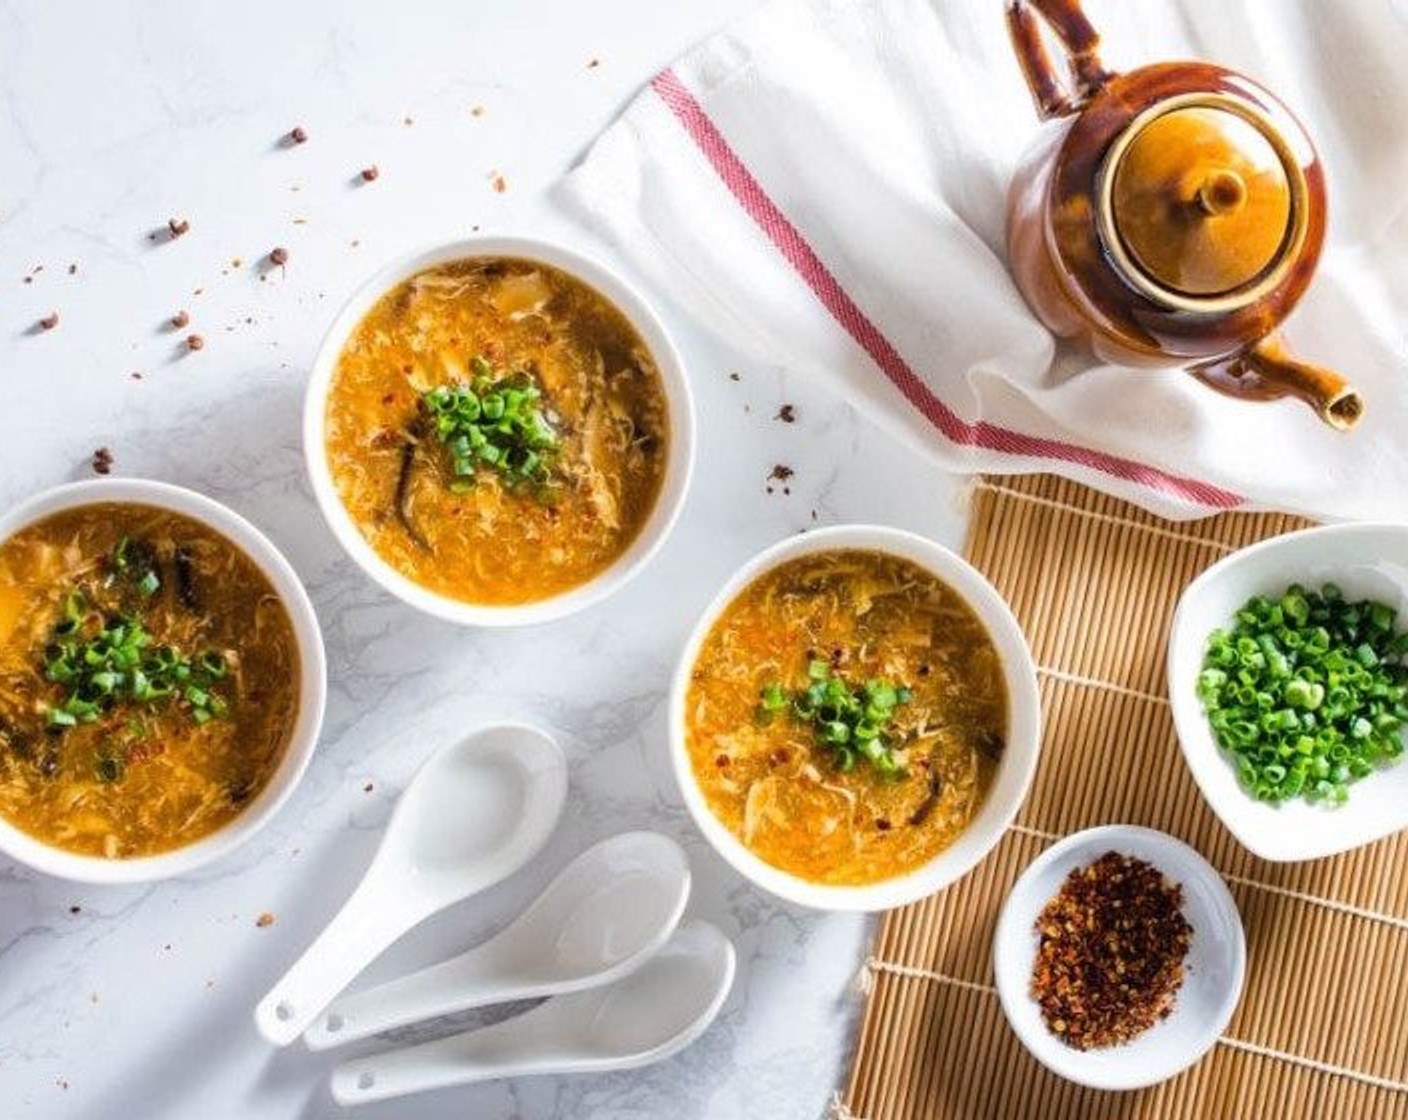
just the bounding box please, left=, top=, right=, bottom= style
left=324, top=257, right=670, bottom=605
left=686, top=549, right=1007, bottom=886
left=0, top=504, right=299, bottom=858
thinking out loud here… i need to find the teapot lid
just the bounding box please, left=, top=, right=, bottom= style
left=1099, top=95, right=1308, bottom=308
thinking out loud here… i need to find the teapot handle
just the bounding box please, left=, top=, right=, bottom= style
left=1006, top=0, right=1112, bottom=120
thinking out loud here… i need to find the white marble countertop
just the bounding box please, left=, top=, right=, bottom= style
left=0, top=2, right=968, bottom=1117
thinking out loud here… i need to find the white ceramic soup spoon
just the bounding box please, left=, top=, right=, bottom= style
left=254, top=723, right=568, bottom=1047
left=329, top=918, right=735, bottom=1106
left=304, top=831, right=691, bottom=1050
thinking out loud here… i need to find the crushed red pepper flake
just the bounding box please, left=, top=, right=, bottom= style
left=1031, top=851, right=1193, bottom=1050
left=91, top=448, right=114, bottom=475
left=288, top=125, right=308, bottom=145
left=171, top=309, right=190, bottom=329
left=37, top=311, right=59, bottom=331
left=186, top=333, right=205, bottom=352
left=360, top=165, right=380, bottom=182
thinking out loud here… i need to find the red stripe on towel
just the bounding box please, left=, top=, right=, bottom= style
left=649, top=67, right=1243, bottom=511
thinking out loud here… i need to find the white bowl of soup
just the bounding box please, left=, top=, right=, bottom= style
left=306, top=236, right=694, bottom=626
left=671, top=526, right=1041, bottom=911
left=0, top=479, right=326, bottom=883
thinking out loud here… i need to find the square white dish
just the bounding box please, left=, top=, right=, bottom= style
left=1168, top=523, right=1408, bottom=862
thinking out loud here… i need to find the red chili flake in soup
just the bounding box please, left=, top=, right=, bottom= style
left=1031, top=851, right=1193, bottom=1049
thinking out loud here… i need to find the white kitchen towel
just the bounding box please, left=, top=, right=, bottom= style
left=561, top=0, right=1408, bottom=520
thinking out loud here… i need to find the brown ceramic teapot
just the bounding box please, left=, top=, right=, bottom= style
left=1004, top=0, right=1362, bottom=429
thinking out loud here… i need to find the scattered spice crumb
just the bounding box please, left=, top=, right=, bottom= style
left=131, top=372, right=143, bottom=381
left=269, top=246, right=289, bottom=266
left=69, top=904, right=81, bottom=915
left=403, top=115, right=414, bottom=126
left=205, top=979, right=216, bottom=990
left=350, top=239, right=360, bottom=248
left=255, top=911, right=276, bottom=929
left=293, top=217, right=308, bottom=225
left=363, top=782, right=374, bottom=793
left=171, top=309, right=190, bottom=329
left=288, top=125, right=308, bottom=145
left=68, top=263, right=77, bottom=275
left=22, top=275, right=32, bottom=284
left=471, top=105, right=485, bottom=117
left=57, top=1079, right=69, bottom=1091
left=163, top=943, right=171, bottom=951
left=186, top=333, right=205, bottom=351
left=776, top=403, right=796, bottom=423
left=769, top=464, right=795, bottom=482
left=360, top=165, right=380, bottom=182
left=91, top=448, right=114, bottom=476
left=587, top=57, right=601, bottom=69
left=490, top=173, right=507, bottom=193
left=728, top=372, right=741, bottom=382
left=231, top=257, right=242, bottom=268
left=37, top=311, right=59, bottom=331
left=167, top=217, right=190, bottom=238
left=89, top=992, right=99, bottom=1005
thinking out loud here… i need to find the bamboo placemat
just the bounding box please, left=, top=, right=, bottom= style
left=839, top=474, right=1408, bottom=1120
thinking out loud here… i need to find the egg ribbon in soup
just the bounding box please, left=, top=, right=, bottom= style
left=686, top=549, right=1006, bottom=886
left=324, top=257, right=670, bottom=605
left=0, top=504, right=300, bottom=859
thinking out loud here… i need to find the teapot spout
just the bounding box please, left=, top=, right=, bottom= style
left=1191, top=334, right=1363, bottom=431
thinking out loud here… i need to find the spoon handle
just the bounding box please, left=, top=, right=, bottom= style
left=330, top=1024, right=533, bottom=1105
left=305, top=950, right=525, bottom=1050
left=254, top=879, right=414, bottom=1046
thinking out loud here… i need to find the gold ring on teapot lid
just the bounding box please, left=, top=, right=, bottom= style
left=1096, top=93, right=1309, bottom=314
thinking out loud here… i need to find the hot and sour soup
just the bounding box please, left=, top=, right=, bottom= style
left=0, top=504, right=300, bottom=858
left=685, top=549, right=1008, bottom=886
left=324, top=256, right=670, bottom=605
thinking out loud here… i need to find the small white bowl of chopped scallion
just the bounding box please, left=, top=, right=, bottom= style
left=1169, top=523, right=1408, bottom=862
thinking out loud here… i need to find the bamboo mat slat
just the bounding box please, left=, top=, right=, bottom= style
left=840, top=474, right=1408, bottom=1120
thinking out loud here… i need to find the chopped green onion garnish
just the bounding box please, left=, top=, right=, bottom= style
left=420, top=357, right=560, bottom=495
left=1198, top=583, right=1408, bottom=806
left=757, top=661, right=912, bottom=777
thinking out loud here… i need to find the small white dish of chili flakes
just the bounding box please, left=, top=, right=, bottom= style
left=992, top=824, right=1246, bottom=1091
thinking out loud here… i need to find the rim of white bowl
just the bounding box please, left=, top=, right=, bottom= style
left=992, top=824, right=1246, bottom=1091
left=303, top=235, right=696, bottom=628
left=668, top=525, right=1042, bottom=912
left=0, top=479, right=327, bottom=884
